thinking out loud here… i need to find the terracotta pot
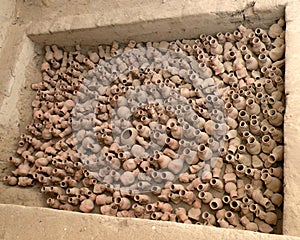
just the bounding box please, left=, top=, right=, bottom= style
left=179, top=190, right=196, bottom=205
left=176, top=207, right=189, bottom=222
left=261, top=135, right=277, bottom=154
left=120, top=128, right=138, bottom=146
left=120, top=171, right=136, bottom=186
left=225, top=102, right=238, bottom=119
left=80, top=199, right=95, bottom=213
left=244, top=54, right=258, bottom=70
left=225, top=182, right=238, bottom=198
left=168, top=159, right=184, bottom=174
left=268, top=18, right=284, bottom=38
left=3, top=176, right=18, bottom=186
left=246, top=136, right=261, bottom=155
left=261, top=173, right=282, bottom=193
left=256, top=209, right=277, bottom=225
left=197, top=144, right=213, bottom=161
left=225, top=211, right=239, bottom=226
left=209, top=198, right=223, bottom=210
left=240, top=216, right=258, bottom=231
left=210, top=178, right=224, bottom=192
left=198, top=191, right=213, bottom=204
left=165, top=137, right=179, bottom=150
left=115, top=196, right=131, bottom=210
left=182, top=148, right=198, bottom=165
left=18, top=177, right=34, bottom=186
left=202, top=211, right=216, bottom=226
left=132, top=203, right=145, bottom=217
left=12, top=161, right=31, bottom=177
left=254, top=218, right=273, bottom=233
left=218, top=218, right=231, bottom=228
left=188, top=207, right=201, bottom=221
left=268, top=109, right=283, bottom=127
left=134, top=194, right=151, bottom=205
left=100, top=204, right=118, bottom=216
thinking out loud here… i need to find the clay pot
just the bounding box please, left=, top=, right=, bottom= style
left=165, top=137, right=179, bottom=150
left=254, top=218, right=273, bottom=233
left=240, top=216, right=258, bottom=231
left=229, top=200, right=242, bottom=212
left=18, top=177, right=34, bottom=186
left=225, top=102, right=238, bottom=119
left=8, top=156, right=22, bottom=166
left=244, top=54, right=258, bottom=70
left=218, top=218, right=231, bottom=228
left=170, top=123, right=183, bottom=140
left=136, top=124, right=150, bottom=138
left=115, top=197, right=131, bottom=210
left=100, top=204, right=118, bottom=216
left=95, top=194, right=113, bottom=205
left=210, top=38, right=223, bottom=55
left=153, top=132, right=168, bottom=146
left=225, top=182, right=238, bottom=198
left=161, top=171, right=175, bottom=182
left=210, top=178, right=224, bottom=192
left=153, top=153, right=171, bottom=169
left=168, top=159, right=184, bottom=174
left=188, top=207, right=201, bottom=221
left=249, top=119, right=261, bottom=136
left=176, top=207, right=189, bottom=222
left=80, top=199, right=95, bottom=213
left=183, top=148, right=198, bottom=165
left=225, top=211, right=239, bottom=226
left=246, top=136, right=261, bottom=155
left=261, top=135, right=276, bottom=154
left=134, top=194, right=151, bottom=205
left=170, top=184, right=185, bottom=192
left=252, top=189, right=271, bottom=208
left=256, top=209, right=277, bottom=225
left=252, top=37, right=266, bottom=55
left=197, top=144, right=213, bottom=161
left=12, top=161, right=31, bottom=177
left=198, top=191, right=213, bottom=204
left=246, top=98, right=260, bottom=115
left=46, top=198, right=61, bottom=209
left=179, top=190, right=196, bottom=205
left=202, top=211, right=216, bottom=225
left=231, top=93, right=246, bottom=110
left=261, top=173, right=282, bottom=193
left=52, top=45, right=63, bottom=61
left=258, top=54, right=272, bottom=68
left=194, top=130, right=209, bottom=145
left=264, top=190, right=283, bottom=207
left=268, top=109, right=283, bottom=127
left=235, top=153, right=251, bottom=166
left=120, top=128, right=138, bottom=146
left=3, top=176, right=18, bottom=186
left=268, top=18, right=284, bottom=38
left=209, top=198, right=223, bottom=210
left=120, top=171, right=136, bottom=186
left=271, top=145, right=283, bottom=162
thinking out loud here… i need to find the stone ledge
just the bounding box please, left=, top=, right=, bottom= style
left=26, top=0, right=287, bottom=46
left=0, top=204, right=299, bottom=240
left=283, top=0, right=300, bottom=236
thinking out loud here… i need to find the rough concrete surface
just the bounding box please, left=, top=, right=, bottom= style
left=0, top=0, right=300, bottom=239
left=283, top=0, right=300, bottom=237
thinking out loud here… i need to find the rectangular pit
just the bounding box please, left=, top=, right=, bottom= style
left=0, top=0, right=299, bottom=239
